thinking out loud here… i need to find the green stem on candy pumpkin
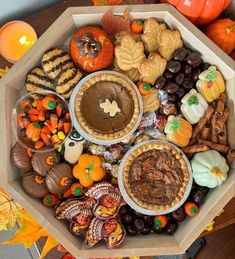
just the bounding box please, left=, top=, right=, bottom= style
left=205, top=70, right=216, bottom=81
left=85, top=161, right=94, bottom=180
left=188, top=95, right=199, bottom=106
left=170, top=118, right=180, bottom=132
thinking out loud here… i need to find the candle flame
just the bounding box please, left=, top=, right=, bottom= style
left=19, top=36, right=27, bottom=45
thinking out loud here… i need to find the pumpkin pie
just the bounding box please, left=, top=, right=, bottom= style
left=122, top=141, right=191, bottom=212
left=74, top=72, right=141, bottom=142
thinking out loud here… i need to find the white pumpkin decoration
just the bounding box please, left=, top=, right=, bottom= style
left=181, top=89, right=208, bottom=124
left=191, top=150, right=229, bottom=188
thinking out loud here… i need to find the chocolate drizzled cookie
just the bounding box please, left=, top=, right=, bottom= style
left=55, top=68, right=82, bottom=99
left=25, top=67, right=55, bottom=92
left=41, top=48, right=74, bottom=80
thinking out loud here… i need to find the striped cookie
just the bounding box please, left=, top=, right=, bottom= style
left=55, top=68, right=82, bottom=99
left=25, top=67, right=55, bottom=92
left=41, top=48, right=74, bottom=80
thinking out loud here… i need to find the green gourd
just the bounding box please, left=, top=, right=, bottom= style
left=191, top=150, right=229, bottom=188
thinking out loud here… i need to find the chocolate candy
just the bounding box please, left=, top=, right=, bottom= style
left=183, top=78, right=193, bottom=89
left=163, top=70, right=173, bottom=79
left=173, top=47, right=187, bottom=61
left=125, top=224, right=137, bottom=236
left=172, top=207, right=186, bottom=222
left=46, top=163, right=73, bottom=194
left=165, top=82, right=179, bottom=94
left=167, top=60, right=181, bottom=74
left=31, top=150, right=60, bottom=176
left=134, top=211, right=144, bottom=218
left=197, top=186, right=209, bottom=195
left=168, top=94, right=177, bottom=102
left=142, top=225, right=151, bottom=235
left=184, top=64, right=192, bottom=76
left=88, top=143, right=106, bottom=156
left=143, top=215, right=153, bottom=227
left=175, top=73, right=185, bottom=85
left=22, top=172, right=48, bottom=198
left=176, top=88, right=185, bottom=99
left=187, top=52, right=202, bottom=67
left=152, top=225, right=165, bottom=234
left=121, top=213, right=134, bottom=225
left=155, top=76, right=166, bottom=89
left=119, top=205, right=131, bottom=215
left=165, top=220, right=178, bottom=234
left=192, top=190, right=206, bottom=205
left=134, top=218, right=145, bottom=233
left=202, top=62, right=210, bottom=70
left=107, top=144, right=124, bottom=161
left=11, top=142, right=32, bottom=170
left=191, top=69, right=201, bottom=82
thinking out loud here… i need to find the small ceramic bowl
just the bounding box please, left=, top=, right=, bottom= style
left=12, top=90, right=73, bottom=152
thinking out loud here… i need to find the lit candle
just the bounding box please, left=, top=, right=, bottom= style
left=0, top=20, right=37, bottom=63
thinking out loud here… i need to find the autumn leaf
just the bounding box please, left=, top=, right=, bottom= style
left=92, top=0, right=122, bottom=6
left=0, top=188, right=22, bottom=231
left=2, top=209, right=59, bottom=258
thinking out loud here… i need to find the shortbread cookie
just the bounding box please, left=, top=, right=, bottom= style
left=55, top=68, right=82, bottom=99
left=41, top=48, right=74, bottom=80
left=115, top=35, right=145, bottom=71
left=25, top=67, right=55, bottom=92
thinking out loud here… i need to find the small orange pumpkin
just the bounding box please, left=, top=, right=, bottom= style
left=204, top=18, right=235, bottom=54
left=153, top=215, right=168, bottom=229
left=73, top=154, right=105, bottom=187
left=69, top=26, right=114, bottom=73
left=26, top=122, right=41, bottom=142
left=161, top=0, right=231, bottom=25
left=184, top=202, right=199, bottom=217
left=164, top=116, right=192, bottom=147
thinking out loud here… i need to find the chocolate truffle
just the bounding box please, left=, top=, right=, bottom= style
left=22, top=172, right=48, bottom=198
left=46, top=163, right=73, bottom=194
left=31, top=150, right=60, bottom=176
left=11, top=142, right=32, bottom=170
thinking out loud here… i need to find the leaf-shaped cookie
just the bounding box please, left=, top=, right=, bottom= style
left=138, top=53, right=167, bottom=84
left=158, top=29, right=183, bottom=60
left=114, top=60, right=141, bottom=82
left=115, top=31, right=141, bottom=46
left=142, top=88, right=160, bottom=113
left=141, top=18, right=166, bottom=53
left=115, top=35, right=145, bottom=71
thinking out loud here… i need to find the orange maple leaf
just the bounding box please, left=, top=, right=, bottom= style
left=92, top=0, right=122, bottom=5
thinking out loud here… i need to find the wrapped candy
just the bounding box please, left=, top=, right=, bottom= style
left=144, top=128, right=166, bottom=140
left=88, top=143, right=106, bottom=156
left=110, top=164, right=119, bottom=178
left=157, top=89, right=168, bottom=104
left=104, top=144, right=124, bottom=162
left=137, top=112, right=157, bottom=130
left=155, top=115, right=167, bottom=131
left=160, top=102, right=177, bottom=116
left=134, top=133, right=151, bottom=144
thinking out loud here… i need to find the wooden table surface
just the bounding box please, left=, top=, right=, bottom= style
left=0, top=0, right=234, bottom=256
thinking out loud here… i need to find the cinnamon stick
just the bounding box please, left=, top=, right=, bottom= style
left=197, top=139, right=229, bottom=153
left=214, top=107, right=229, bottom=133
left=182, top=144, right=209, bottom=154
left=226, top=148, right=235, bottom=165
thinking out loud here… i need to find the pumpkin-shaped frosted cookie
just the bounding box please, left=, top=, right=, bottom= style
left=191, top=150, right=229, bottom=188
left=164, top=116, right=192, bottom=147
left=196, top=66, right=225, bottom=102
left=73, top=154, right=105, bottom=187
left=181, top=89, right=208, bottom=124
left=69, top=27, right=114, bottom=72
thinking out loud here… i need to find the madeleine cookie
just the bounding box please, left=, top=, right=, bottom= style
left=41, top=48, right=74, bottom=80
left=25, top=67, right=55, bottom=92
left=55, top=68, right=82, bottom=99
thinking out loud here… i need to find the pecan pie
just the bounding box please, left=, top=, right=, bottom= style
left=122, top=141, right=191, bottom=212
left=74, top=72, right=141, bottom=142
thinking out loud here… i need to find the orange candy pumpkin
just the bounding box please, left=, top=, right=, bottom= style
left=73, top=154, right=105, bottom=187
left=69, top=26, right=114, bottom=73
left=204, top=18, right=235, bottom=54
left=26, top=122, right=41, bottom=142
left=161, top=0, right=231, bottom=25
left=164, top=116, right=192, bottom=147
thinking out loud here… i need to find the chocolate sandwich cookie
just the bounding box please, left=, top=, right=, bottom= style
left=25, top=67, right=55, bottom=92
left=31, top=150, right=60, bottom=177
left=55, top=68, right=82, bottom=99
left=11, top=142, right=32, bottom=171
left=22, top=172, right=48, bottom=198
left=41, top=48, right=74, bottom=80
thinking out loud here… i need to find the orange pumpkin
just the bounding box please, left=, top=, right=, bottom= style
left=73, top=154, right=105, bottom=187
left=26, top=122, right=41, bottom=142
left=164, top=116, right=192, bottom=147
left=69, top=26, right=114, bottom=73
left=204, top=18, right=235, bottom=54
left=161, top=0, right=231, bottom=25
